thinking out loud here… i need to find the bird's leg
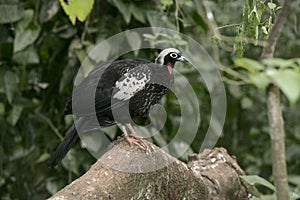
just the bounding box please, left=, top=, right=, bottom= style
left=126, top=123, right=141, bottom=139
left=122, top=125, right=145, bottom=150
left=126, top=123, right=149, bottom=150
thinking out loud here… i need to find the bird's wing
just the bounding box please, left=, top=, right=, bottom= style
left=95, top=63, right=153, bottom=114
left=64, top=61, right=114, bottom=115
left=111, top=64, right=151, bottom=101
left=101, top=62, right=174, bottom=114
left=65, top=58, right=152, bottom=116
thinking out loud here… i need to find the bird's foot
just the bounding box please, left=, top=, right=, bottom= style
left=124, top=135, right=148, bottom=151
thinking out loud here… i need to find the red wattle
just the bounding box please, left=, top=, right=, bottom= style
left=167, top=63, right=173, bottom=74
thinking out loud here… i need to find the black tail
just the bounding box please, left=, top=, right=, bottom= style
left=48, top=124, right=79, bottom=168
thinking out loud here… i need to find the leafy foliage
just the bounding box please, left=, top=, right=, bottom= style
left=0, top=0, right=300, bottom=199
left=241, top=175, right=276, bottom=192
left=235, top=57, right=300, bottom=104
left=59, top=0, right=94, bottom=25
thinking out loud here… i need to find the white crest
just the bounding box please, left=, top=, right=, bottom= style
left=155, top=48, right=180, bottom=65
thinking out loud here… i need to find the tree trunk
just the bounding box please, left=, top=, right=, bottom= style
left=261, top=0, right=293, bottom=199
left=48, top=138, right=258, bottom=199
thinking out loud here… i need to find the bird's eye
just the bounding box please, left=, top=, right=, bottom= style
left=170, top=53, right=178, bottom=58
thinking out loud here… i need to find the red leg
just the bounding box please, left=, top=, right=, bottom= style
left=126, top=123, right=148, bottom=148
left=126, top=123, right=141, bottom=139
left=122, top=125, right=145, bottom=149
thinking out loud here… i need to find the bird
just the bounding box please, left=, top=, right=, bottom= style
left=48, top=48, right=189, bottom=168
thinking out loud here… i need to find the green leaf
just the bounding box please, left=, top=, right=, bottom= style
left=143, top=33, right=156, bottom=40
left=87, top=41, right=111, bottom=63
left=0, top=102, right=5, bottom=115
left=125, top=31, right=141, bottom=55
left=130, top=4, right=145, bottom=23
left=241, top=97, right=253, bottom=109
left=0, top=0, right=24, bottom=24
left=262, top=58, right=295, bottom=69
left=289, top=175, right=300, bottom=187
left=146, top=11, right=176, bottom=29
left=249, top=73, right=271, bottom=90
left=0, top=176, right=5, bottom=187
left=111, top=0, right=131, bottom=24
left=268, top=70, right=300, bottom=105
left=160, top=0, right=173, bottom=10
left=292, top=58, right=300, bottom=66
left=13, top=46, right=40, bottom=65
left=59, top=0, right=94, bottom=25
left=46, top=180, right=59, bottom=195
left=261, top=26, right=268, bottom=35
left=39, top=0, right=60, bottom=23
left=240, top=175, right=276, bottom=191
left=291, top=192, right=300, bottom=200
left=15, top=9, right=34, bottom=32
left=191, top=11, right=208, bottom=32
left=268, top=2, right=276, bottom=10
left=4, top=70, right=18, bottom=104
left=7, top=104, right=24, bottom=126
left=14, top=28, right=40, bottom=53
left=235, top=58, right=264, bottom=73
left=35, top=153, right=50, bottom=164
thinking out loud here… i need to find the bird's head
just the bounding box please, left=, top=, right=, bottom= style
left=155, top=48, right=189, bottom=73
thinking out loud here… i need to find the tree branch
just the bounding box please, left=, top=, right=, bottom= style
left=48, top=139, right=258, bottom=199
left=261, top=0, right=293, bottom=59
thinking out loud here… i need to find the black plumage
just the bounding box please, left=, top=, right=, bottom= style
left=49, top=48, right=188, bottom=168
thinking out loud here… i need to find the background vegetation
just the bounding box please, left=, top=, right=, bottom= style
left=0, top=0, right=299, bottom=199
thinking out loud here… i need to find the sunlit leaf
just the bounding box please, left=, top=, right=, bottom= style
left=268, top=70, right=300, bottom=105
left=143, top=34, right=156, bottom=40
left=262, top=58, right=295, bottom=69
left=267, top=2, right=276, bottom=10
left=160, top=0, right=173, bottom=10
left=261, top=26, right=268, bottom=35
left=249, top=73, right=271, bottom=90
left=240, top=175, right=276, bottom=191
left=235, top=58, right=264, bottom=73
left=288, top=175, right=300, bottom=187
left=59, top=0, right=94, bottom=25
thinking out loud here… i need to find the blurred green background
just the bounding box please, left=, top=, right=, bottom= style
left=0, top=0, right=300, bottom=199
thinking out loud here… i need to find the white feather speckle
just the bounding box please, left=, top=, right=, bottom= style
left=113, top=70, right=150, bottom=100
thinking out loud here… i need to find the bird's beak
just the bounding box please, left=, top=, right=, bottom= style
left=177, top=56, right=190, bottom=64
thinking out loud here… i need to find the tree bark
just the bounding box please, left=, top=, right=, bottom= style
left=261, top=0, right=293, bottom=199
left=48, top=138, right=258, bottom=200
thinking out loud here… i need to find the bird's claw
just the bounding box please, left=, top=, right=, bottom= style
left=124, top=135, right=150, bottom=152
